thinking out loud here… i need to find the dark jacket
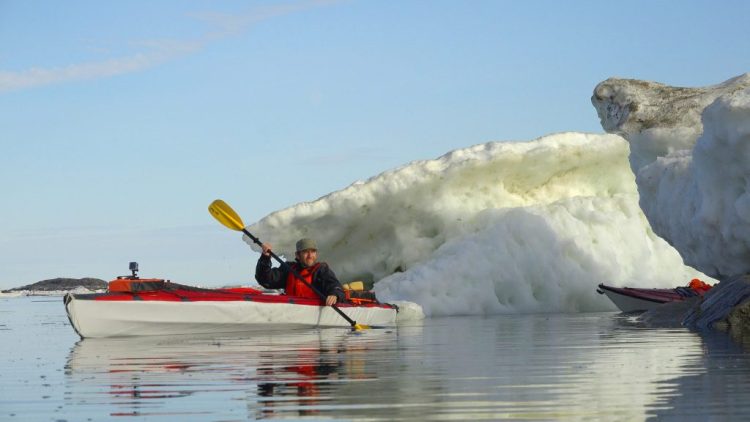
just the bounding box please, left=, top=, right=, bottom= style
left=255, top=255, right=345, bottom=302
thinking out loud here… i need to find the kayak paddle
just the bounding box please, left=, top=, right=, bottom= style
left=208, top=199, right=369, bottom=331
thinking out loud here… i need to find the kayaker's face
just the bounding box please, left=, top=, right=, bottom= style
left=296, top=249, right=318, bottom=267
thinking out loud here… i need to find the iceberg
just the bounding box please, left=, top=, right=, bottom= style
left=244, top=132, right=707, bottom=316
left=592, top=74, right=750, bottom=279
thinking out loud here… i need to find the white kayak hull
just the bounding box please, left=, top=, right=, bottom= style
left=599, top=289, right=666, bottom=313
left=64, top=295, right=397, bottom=338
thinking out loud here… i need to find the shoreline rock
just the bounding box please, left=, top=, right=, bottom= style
left=1, top=277, right=108, bottom=295
left=682, top=275, right=750, bottom=336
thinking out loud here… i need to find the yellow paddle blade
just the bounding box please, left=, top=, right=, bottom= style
left=352, top=323, right=371, bottom=331
left=208, top=199, right=245, bottom=231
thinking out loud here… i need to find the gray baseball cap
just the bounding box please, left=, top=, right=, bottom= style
left=295, top=238, right=317, bottom=252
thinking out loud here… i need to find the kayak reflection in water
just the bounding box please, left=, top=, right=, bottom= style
left=254, top=334, right=374, bottom=418
left=256, top=348, right=340, bottom=417
left=255, top=238, right=345, bottom=306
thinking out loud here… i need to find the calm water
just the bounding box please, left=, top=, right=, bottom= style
left=2, top=296, right=750, bottom=421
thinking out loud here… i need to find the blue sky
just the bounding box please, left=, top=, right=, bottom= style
left=1, top=0, right=749, bottom=289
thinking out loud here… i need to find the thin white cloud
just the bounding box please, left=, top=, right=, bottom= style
left=0, top=0, right=341, bottom=94
left=0, top=46, right=195, bottom=93
left=192, top=0, right=341, bottom=38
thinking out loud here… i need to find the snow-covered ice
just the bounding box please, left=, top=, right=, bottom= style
left=593, top=73, right=750, bottom=279
left=244, top=132, right=708, bottom=316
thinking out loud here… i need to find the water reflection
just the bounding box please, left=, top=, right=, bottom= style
left=644, top=330, right=750, bottom=421
left=65, top=325, right=424, bottom=419
left=59, top=313, right=750, bottom=420
left=415, top=314, right=707, bottom=420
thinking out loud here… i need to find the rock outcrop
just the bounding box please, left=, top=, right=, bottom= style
left=2, top=277, right=107, bottom=293
left=682, top=275, right=750, bottom=336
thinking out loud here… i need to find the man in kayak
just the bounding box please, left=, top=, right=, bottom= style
left=256, top=238, right=345, bottom=306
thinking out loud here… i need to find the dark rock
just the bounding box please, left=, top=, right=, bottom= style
left=682, top=274, right=750, bottom=333
left=2, top=277, right=107, bottom=293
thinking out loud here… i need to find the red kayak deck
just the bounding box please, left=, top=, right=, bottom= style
left=74, top=283, right=395, bottom=310
left=596, top=284, right=691, bottom=304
